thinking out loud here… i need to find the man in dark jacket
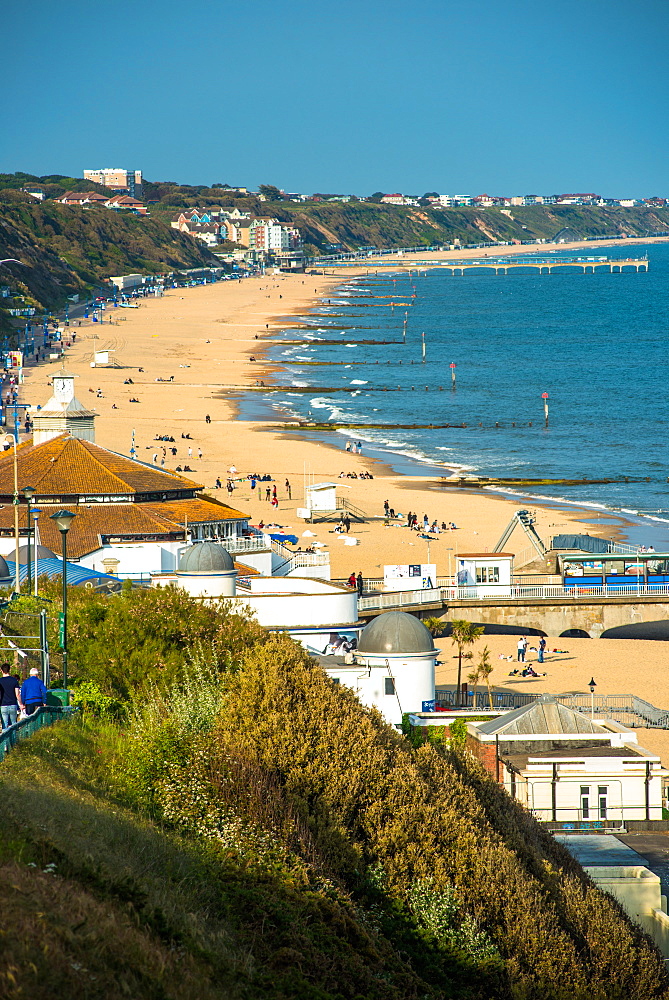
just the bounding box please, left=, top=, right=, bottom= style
left=20, top=668, right=48, bottom=716
left=0, top=662, right=23, bottom=729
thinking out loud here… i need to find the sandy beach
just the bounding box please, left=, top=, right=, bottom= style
left=18, top=237, right=669, bottom=757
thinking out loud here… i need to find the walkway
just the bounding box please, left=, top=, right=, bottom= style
left=0, top=706, right=73, bottom=760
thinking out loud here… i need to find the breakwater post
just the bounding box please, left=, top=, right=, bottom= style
left=421, top=332, right=426, bottom=362
left=450, top=362, right=457, bottom=388
left=542, top=391, right=549, bottom=427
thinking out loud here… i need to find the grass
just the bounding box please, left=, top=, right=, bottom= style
left=0, top=719, right=445, bottom=1000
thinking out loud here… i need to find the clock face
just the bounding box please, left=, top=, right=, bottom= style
left=54, top=377, right=73, bottom=401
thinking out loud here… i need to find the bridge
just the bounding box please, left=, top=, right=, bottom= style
left=358, top=584, right=669, bottom=637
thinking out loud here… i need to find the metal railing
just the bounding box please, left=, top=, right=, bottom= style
left=445, top=583, right=669, bottom=601
left=359, top=587, right=443, bottom=611
left=226, top=535, right=271, bottom=554
left=433, top=691, right=669, bottom=728
left=0, top=706, right=73, bottom=760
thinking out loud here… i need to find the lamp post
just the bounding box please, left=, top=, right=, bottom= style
left=50, top=509, right=76, bottom=690
left=4, top=434, right=20, bottom=594
left=22, top=485, right=35, bottom=591
left=32, top=508, right=40, bottom=596
left=589, top=677, right=597, bottom=720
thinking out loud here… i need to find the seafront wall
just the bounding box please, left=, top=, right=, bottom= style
left=438, top=595, right=669, bottom=638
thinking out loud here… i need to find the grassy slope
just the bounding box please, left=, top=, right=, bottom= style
left=0, top=722, right=453, bottom=1000
left=0, top=190, right=221, bottom=312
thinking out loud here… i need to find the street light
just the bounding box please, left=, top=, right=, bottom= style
left=589, top=677, right=597, bottom=720
left=32, top=508, right=40, bottom=596
left=4, top=434, right=20, bottom=593
left=50, top=509, right=76, bottom=690
left=22, top=485, right=35, bottom=591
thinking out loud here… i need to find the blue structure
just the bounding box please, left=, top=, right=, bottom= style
left=3, top=558, right=121, bottom=590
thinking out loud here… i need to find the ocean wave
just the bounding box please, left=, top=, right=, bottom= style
left=350, top=380, right=369, bottom=385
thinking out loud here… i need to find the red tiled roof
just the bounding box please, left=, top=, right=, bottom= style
left=0, top=496, right=247, bottom=559
left=0, top=435, right=203, bottom=499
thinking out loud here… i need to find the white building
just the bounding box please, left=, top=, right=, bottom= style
left=467, top=696, right=667, bottom=824
left=454, top=552, right=513, bottom=598
left=321, top=611, right=437, bottom=729
left=152, top=540, right=358, bottom=647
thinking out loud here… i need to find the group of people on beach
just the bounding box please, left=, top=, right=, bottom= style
left=339, top=470, right=374, bottom=479
left=392, top=507, right=457, bottom=533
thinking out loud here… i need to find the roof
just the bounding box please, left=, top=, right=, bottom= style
left=358, top=611, right=435, bottom=655
left=503, top=744, right=656, bottom=772
left=0, top=497, right=247, bottom=559
left=0, top=435, right=203, bottom=500
left=178, top=542, right=235, bottom=573
left=552, top=533, right=610, bottom=553
left=459, top=552, right=514, bottom=559
left=476, top=695, right=607, bottom=737
left=5, top=558, right=121, bottom=589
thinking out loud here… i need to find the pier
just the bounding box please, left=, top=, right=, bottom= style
left=314, top=255, right=649, bottom=274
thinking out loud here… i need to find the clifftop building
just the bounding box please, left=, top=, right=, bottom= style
left=83, top=168, right=143, bottom=200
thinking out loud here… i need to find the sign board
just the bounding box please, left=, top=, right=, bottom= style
left=7, top=351, right=22, bottom=370
left=384, top=563, right=436, bottom=592
left=422, top=700, right=436, bottom=712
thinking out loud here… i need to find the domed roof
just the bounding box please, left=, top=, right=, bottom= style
left=17, top=544, right=57, bottom=565
left=358, top=612, right=436, bottom=655
left=0, top=554, right=9, bottom=579
left=178, top=541, right=235, bottom=574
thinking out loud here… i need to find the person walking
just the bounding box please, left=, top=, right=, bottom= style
left=205, top=414, right=211, bottom=424
left=538, top=636, right=546, bottom=663
left=21, top=667, right=48, bottom=716
left=356, top=571, right=364, bottom=597
left=517, top=637, right=526, bottom=662
left=384, top=500, right=390, bottom=516
left=344, top=515, right=351, bottom=534
left=265, top=486, right=271, bottom=501
left=0, top=662, right=23, bottom=729
left=285, top=479, right=291, bottom=500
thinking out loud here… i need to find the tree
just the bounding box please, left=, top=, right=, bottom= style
left=423, top=616, right=444, bottom=638
left=477, top=645, right=494, bottom=709
left=450, top=620, right=484, bottom=707
left=467, top=664, right=480, bottom=709
left=258, top=184, right=282, bottom=201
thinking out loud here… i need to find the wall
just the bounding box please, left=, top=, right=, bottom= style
left=440, top=597, right=669, bottom=638
left=233, top=585, right=357, bottom=628
left=584, top=866, right=669, bottom=957
left=325, top=654, right=435, bottom=728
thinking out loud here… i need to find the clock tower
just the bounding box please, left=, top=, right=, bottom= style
left=32, top=370, right=97, bottom=445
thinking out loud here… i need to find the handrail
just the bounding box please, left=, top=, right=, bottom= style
left=445, top=584, right=669, bottom=601
left=0, top=706, right=74, bottom=760
left=433, top=691, right=669, bottom=728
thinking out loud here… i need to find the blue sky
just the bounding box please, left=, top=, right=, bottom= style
left=2, top=0, right=668, bottom=196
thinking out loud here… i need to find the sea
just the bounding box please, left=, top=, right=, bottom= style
left=242, top=243, right=669, bottom=547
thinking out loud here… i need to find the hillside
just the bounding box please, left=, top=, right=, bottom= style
left=0, top=188, right=221, bottom=312
left=0, top=585, right=667, bottom=1000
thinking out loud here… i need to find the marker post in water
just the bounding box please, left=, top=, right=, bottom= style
left=450, top=362, right=457, bottom=388
left=421, top=332, right=426, bottom=362
left=542, top=392, right=549, bottom=427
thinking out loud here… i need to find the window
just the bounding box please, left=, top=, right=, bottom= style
left=598, top=785, right=608, bottom=820
left=384, top=677, right=396, bottom=696
left=331, top=678, right=340, bottom=685
left=580, top=785, right=590, bottom=819
left=476, top=565, right=500, bottom=584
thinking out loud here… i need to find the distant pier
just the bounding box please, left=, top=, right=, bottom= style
left=437, top=256, right=649, bottom=275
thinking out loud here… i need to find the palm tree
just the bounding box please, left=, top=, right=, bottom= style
left=467, top=663, right=481, bottom=709
left=477, top=645, right=494, bottom=709
left=450, top=620, right=484, bottom=707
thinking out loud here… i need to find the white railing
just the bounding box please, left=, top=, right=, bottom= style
left=445, top=584, right=669, bottom=601
left=286, top=551, right=330, bottom=568
left=225, top=536, right=271, bottom=553
left=359, top=587, right=443, bottom=611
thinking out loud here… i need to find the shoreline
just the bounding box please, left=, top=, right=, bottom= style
left=19, top=239, right=666, bottom=582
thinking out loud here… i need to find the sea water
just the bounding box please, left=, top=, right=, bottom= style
left=260, top=244, right=669, bottom=540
